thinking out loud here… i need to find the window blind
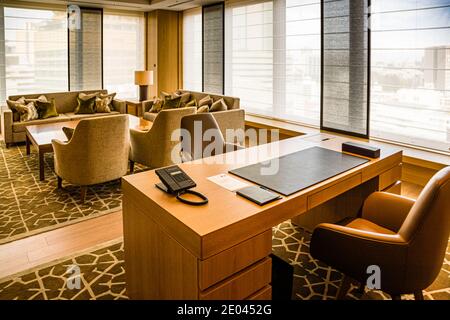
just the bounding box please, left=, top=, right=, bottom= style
left=103, top=12, right=145, bottom=100
left=183, top=7, right=202, bottom=92
left=0, top=6, right=68, bottom=100
left=203, top=3, right=224, bottom=94
left=322, top=0, right=369, bottom=137
left=370, top=0, right=450, bottom=152
left=224, top=0, right=320, bottom=125
left=69, top=7, right=102, bottom=91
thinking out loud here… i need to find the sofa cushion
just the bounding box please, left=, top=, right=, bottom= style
left=9, top=90, right=108, bottom=114
left=149, top=98, right=163, bottom=113
left=12, top=114, right=70, bottom=133
left=7, top=97, right=27, bottom=122
left=197, top=105, right=209, bottom=113
left=96, top=92, right=116, bottom=112
left=198, top=95, right=213, bottom=108
left=162, top=95, right=182, bottom=110
left=143, top=112, right=157, bottom=122
left=210, top=98, right=227, bottom=112
left=64, top=111, right=119, bottom=121
left=75, top=96, right=96, bottom=114
left=15, top=102, right=39, bottom=122
left=24, top=95, right=48, bottom=105
left=36, top=99, right=59, bottom=119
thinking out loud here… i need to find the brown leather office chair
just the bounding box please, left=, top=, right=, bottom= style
left=310, top=166, right=450, bottom=300
left=180, top=113, right=243, bottom=161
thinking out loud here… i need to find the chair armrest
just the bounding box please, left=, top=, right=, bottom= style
left=1, top=107, right=14, bottom=144
left=362, top=192, right=415, bottom=232
left=112, top=99, right=126, bottom=114
left=310, top=223, right=407, bottom=284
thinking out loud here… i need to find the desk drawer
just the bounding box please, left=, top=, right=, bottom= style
left=199, top=258, right=271, bottom=300
left=247, top=286, right=272, bottom=300
left=307, top=173, right=362, bottom=209
left=378, top=164, right=402, bottom=191
left=199, top=230, right=272, bottom=290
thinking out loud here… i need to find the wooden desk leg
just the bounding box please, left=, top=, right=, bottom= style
left=26, top=135, right=31, bottom=155
left=39, top=150, right=45, bottom=181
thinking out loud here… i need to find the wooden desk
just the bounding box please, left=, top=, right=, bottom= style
left=122, top=135, right=402, bottom=299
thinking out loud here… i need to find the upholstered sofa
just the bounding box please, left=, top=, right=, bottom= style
left=1, top=89, right=126, bottom=147
left=141, top=90, right=245, bottom=144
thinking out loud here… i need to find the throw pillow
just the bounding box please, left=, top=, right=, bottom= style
left=74, top=96, right=96, bottom=114
left=179, top=92, right=191, bottom=105
left=24, top=95, right=47, bottom=105
left=36, top=99, right=58, bottom=119
left=149, top=98, right=163, bottom=113
left=162, top=95, right=182, bottom=110
left=78, top=92, right=99, bottom=101
left=95, top=93, right=116, bottom=113
left=197, top=105, right=209, bottom=113
left=210, top=98, right=227, bottom=112
left=160, top=91, right=172, bottom=99
left=7, top=97, right=27, bottom=122
left=198, top=95, right=213, bottom=108
left=185, top=99, right=196, bottom=108
left=15, top=102, right=39, bottom=122
left=62, top=127, right=75, bottom=141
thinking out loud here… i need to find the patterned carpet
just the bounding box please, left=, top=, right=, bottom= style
left=0, top=221, right=448, bottom=300
left=0, top=143, right=144, bottom=244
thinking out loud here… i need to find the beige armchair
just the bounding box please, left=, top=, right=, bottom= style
left=129, top=107, right=196, bottom=171
left=310, top=166, right=450, bottom=300
left=52, top=115, right=129, bottom=202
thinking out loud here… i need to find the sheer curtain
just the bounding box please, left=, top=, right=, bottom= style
left=183, top=7, right=202, bottom=92
left=103, top=11, right=145, bottom=100
left=224, top=0, right=320, bottom=125
left=1, top=6, right=68, bottom=100
left=370, top=0, right=450, bottom=152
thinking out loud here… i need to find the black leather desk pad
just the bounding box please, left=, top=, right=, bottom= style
left=229, top=146, right=369, bottom=196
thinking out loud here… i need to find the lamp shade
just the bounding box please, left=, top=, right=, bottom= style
left=134, top=70, right=153, bottom=86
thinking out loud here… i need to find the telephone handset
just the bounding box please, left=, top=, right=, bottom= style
left=155, top=165, right=208, bottom=206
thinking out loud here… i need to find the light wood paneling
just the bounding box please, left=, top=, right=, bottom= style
left=199, top=230, right=272, bottom=290
left=123, top=195, right=198, bottom=300
left=378, top=164, right=402, bottom=191
left=199, top=258, right=272, bottom=300
left=147, top=10, right=180, bottom=97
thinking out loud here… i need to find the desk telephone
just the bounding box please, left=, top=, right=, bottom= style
left=155, top=165, right=208, bottom=206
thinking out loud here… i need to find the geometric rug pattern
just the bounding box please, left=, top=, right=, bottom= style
left=1, top=221, right=448, bottom=300
left=0, top=143, right=144, bottom=244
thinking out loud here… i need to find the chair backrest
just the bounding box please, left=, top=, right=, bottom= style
left=180, top=113, right=227, bottom=161
left=399, top=166, right=450, bottom=289
left=69, top=114, right=129, bottom=184
left=144, top=107, right=196, bottom=168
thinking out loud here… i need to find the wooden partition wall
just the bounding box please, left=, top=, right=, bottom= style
left=146, top=10, right=182, bottom=98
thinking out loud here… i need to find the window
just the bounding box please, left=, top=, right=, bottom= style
left=371, top=0, right=450, bottom=152
left=1, top=6, right=68, bottom=100
left=103, top=12, right=145, bottom=100
left=224, top=0, right=320, bottom=125
left=183, top=7, right=202, bottom=92
left=69, top=7, right=102, bottom=91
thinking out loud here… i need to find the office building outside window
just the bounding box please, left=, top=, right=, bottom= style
left=370, top=0, right=450, bottom=152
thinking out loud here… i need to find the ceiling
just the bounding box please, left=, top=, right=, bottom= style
left=20, top=0, right=223, bottom=11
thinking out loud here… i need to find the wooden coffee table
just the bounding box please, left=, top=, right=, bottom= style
left=25, top=114, right=151, bottom=181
